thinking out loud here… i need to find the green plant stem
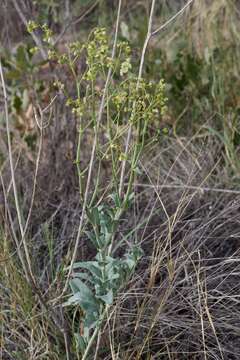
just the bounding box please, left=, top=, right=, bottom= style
left=61, top=0, right=123, bottom=298
left=82, top=307, right=108, bottom=360
left=82, top=325, right=99, bottom=360
left=76, top=120, right=83, bottom=199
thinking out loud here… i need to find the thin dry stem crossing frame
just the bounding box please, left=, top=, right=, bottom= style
left=0, top=60, right=35, bottom=283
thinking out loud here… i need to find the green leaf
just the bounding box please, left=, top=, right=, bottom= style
left=131, top=245, right=144, bottom=261
left=63, top=292, right=81, bottom=306
left=109, top=192, right=122, bottom=208
left=73, top=272, right=93, bottom=283
left=123, top=258, right=136, bottom=271
left=64, top=290, right=99, bottom=313
left=67, top=278, right=100, bottom=313
left=84, top=311, right=99, bottom=331
left=96, top=289, right=113, bottom=305
left=86, top=206, right=100, bottom=227
left=71, top=261, right=103, bottom=280
left=16, top=45, right=30, bottom=71
left=85, top=230, right=99, bottom=248
left=99, top=211, right=110, bottom=234
left=104, top=232, right=112, bottom=246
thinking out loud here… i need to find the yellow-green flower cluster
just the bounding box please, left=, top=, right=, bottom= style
left=85, top=28, right=109, bottom=81
left=27, top=21, right=53, bottom=44
left=155, top=79, right=167, bottom=115
left=27, top=20, right=38, bottom=33
left=58, top=54, right=69, bottom=65
left=120, top=58, right=132, bottom=77
left=26, top=21, right=168, bottom=130
left=41, top=24, right=53, bottom=44
left=47, top=49, right=57, bottom=60
left=68, top=41, right=83, bottom=57
left=117, top=41, right=132, bottom=77
left=53, top=80, right=65, bottom=91
left=117, top=41, right=131, bottom=57
left=111, top=76, right=167, bottom=124
left=29, top=46, right=39, bottom=55
left=112, top=91, right=128, bottom=111
left=66, top=98, right=85, bottom=117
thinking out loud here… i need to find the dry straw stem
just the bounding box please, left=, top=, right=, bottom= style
left=0, top=173, right=27, bottom=268
left=0, top=60, right=35, bottom=283
left=133, top=183, right=240, bottom=195
left=0, top=65, right=58, bottom=277
left=119, top=0, right=195, bottom=198
left=19, top=100, right=57, bottom=256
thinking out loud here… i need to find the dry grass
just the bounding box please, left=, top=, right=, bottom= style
left=3, top=134, right=240, bottom=359
left=106, top=138, right=240, bottom=359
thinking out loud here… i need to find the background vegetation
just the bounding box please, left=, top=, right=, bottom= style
left=1, top=0, right=240, bottom=359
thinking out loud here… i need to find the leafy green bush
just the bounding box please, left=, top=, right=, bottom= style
left=65, top=203, right=142, bottom=356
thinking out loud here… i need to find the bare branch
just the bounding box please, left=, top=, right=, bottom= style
left=152, top=0, right=194, bottom=36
